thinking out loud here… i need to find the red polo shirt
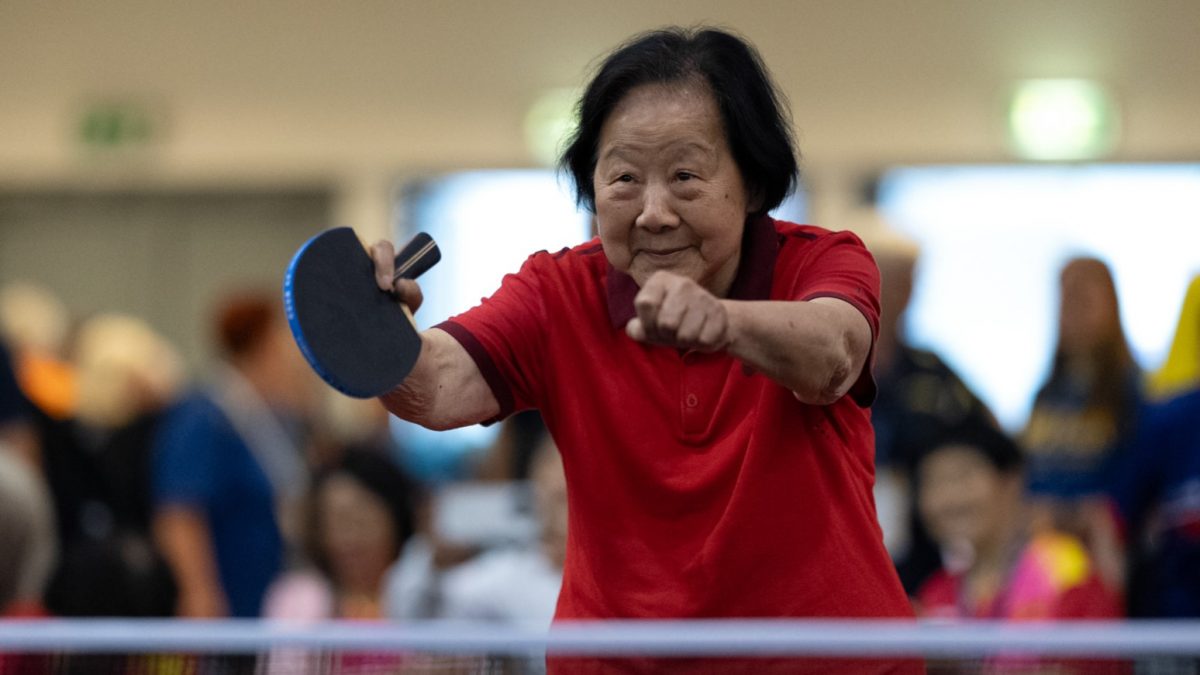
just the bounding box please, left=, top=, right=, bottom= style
left=439, top=216, right=913, bottom=623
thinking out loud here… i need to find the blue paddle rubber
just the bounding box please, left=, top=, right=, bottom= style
left=283, top=228, right=441, bottom=398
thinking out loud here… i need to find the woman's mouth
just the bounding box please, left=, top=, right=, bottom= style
left=641, top=246, right=688, bottom=259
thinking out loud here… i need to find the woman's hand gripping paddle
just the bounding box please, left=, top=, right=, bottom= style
left=284, top=228, right=440, bottom=398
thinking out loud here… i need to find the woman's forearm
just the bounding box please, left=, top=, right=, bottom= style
left=723, top=297, right=872, bottom=405
left=379, top=328, right=500, bottom=430
left=153, top=506, right=228, bottom=618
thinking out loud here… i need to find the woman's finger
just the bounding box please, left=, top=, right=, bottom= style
left=370, top=240, right=397, bottom=292
left=394, top=278, right=425, bottom=314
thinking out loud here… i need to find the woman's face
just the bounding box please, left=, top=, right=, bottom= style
left=593, top=82, right=755, bottom=298
left=917, top=445, right=1018, bottom=558
left=1058, top=263, right=1117, bottom=356
left=318, top=473, right=398, bottom=594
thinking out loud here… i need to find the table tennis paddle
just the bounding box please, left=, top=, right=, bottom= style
left=284, top=227, right=441, bottom=398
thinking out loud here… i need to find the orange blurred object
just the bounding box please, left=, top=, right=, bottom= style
left=17, top=352, right=76, bottom=420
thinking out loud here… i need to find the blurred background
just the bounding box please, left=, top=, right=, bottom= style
left=3, top=0, right=1199, bottom=420
left=2, top=0, right=1200, bottom=652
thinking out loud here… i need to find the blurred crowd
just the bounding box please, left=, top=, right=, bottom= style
left=1, top=224, right=1198, bottom=639
left=0, top=284, right=565, bottom=637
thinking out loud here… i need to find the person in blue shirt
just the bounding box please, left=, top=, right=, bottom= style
left=152, top=295, right=314, bottom=618
left=1112, top=388, right=1200, bottom=617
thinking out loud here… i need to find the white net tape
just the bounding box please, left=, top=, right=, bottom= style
left=0, top=619, right=1198, bottom=657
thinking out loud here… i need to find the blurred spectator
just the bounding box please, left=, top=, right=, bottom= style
left=0, top=449, right=56, bottom=675
left=40, top=314, right=184, bottom=617
left=264, top=449, right=416, bottom=620
left=1022, top=257, right=1137, bottom=588
left=422, top=437, right=566, bottom=675
left=71, top=314, right=185, bottom=432
left=1111, top=381, right=1200, bottom=618
left=439, top=434, right=565, bottom=629
left=0, top=448, right=56, bottom=617
left=1111, top=274, right=1200, bottom=618
left=384, top=415, right=549, bottom=621
left=0, top=340, right=38, bottom=467
left=262, top=449, right=415, bottom=675
left=152, top=293, right=315, bottom=618
left=1148, top=274, right=1200, bottom=401
left=862, top=225, right=995, bottom=593
left=0, top=283, right=76, bottom=422
left=914, top=424, right=1120, bottom=620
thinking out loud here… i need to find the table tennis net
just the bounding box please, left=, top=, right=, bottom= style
left=1, top=619, right=1198, bottom=675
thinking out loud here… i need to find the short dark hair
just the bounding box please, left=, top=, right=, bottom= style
left=305, top=449, right=417, bottom=582
left=214, top=293, right=277, bottom=359
left=561, top=27, right=798, bottom=216
left=915, top=423, right=1025, bottom=477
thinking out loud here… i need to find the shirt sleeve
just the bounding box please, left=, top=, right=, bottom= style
left=784, top=230, right=882, bottom=406
left=436, top=252, right=551, bottom=423
left=152, top=399, right=220, bottom=509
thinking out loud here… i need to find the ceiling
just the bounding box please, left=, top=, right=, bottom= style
left=2, top=0, right=1199, bottom=172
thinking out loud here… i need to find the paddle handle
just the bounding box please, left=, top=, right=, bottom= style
left=392, top=232, right=441, bottom=282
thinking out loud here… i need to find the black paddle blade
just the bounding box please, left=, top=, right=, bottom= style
left=283, top=227, right=440, bottom=398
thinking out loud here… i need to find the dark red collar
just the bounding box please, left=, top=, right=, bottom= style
left=605, top=215, right=779, bottom=329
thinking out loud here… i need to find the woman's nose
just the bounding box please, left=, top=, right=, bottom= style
left=635, top=184, right=680, bottom=232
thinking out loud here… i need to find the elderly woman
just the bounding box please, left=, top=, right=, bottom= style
left=372, top=27, right=912, bottom=633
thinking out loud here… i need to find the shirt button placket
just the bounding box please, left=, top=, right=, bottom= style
left=681, top=351, right=703, bottom=435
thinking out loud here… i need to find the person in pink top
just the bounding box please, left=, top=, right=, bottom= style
left=265, top=449, right=416, bottom=621
left=915, top=423, right=1121, bottom=619
left=915, top=424, right=1123, bottom=674
left=263, top=449, right=417, bottom=674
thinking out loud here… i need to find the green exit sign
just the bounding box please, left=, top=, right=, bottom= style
left=79, top=101, right=163, bottom=148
